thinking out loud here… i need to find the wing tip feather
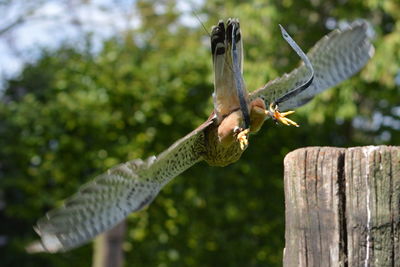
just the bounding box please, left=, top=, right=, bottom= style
left=26, top=229, right=63, bottom=254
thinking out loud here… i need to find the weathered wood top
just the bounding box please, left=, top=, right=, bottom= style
left=283, top=146, right=400, bottom=267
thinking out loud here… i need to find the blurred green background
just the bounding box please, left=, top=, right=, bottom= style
left=0, top=0, right=399, bottom=266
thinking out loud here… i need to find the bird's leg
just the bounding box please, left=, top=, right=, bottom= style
left=267, top=103, right=299, bottom=127
left=218, top=110, right=250, bottom=150
left=234, top=127, right=250, bottom=150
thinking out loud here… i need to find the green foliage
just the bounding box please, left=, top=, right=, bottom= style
left=1, top=0, right=399, bottom=266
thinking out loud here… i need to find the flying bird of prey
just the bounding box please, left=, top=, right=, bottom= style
left=28, top=18, right=374, bottom=252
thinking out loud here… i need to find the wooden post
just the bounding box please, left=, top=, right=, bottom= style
left=283, top=146, right=400, bottom=267
left=92, top=220, right=126, bottom=267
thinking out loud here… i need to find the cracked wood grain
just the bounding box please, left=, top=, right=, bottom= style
left=283, top=146, right=400, bottom=267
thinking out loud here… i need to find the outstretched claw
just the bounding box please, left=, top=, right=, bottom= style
left=268, top=103, right=299, bottom=127
left=234, top=128, right=250, bottom=150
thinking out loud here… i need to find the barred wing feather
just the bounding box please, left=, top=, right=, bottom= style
left=28, top=120, right=212, bottom=253
left=250, top=20, right=374, bottom=110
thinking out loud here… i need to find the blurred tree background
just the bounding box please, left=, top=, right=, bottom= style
left=0, top=0, right=399, bottom=266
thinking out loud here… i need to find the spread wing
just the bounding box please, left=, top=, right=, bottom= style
left=250, top=20, right=374, bottom=110
left=28, top=119, right=213, bottom=253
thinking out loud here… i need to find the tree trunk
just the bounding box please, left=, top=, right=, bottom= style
left=92, top=220, right=126, bottom=267
left=283, top=146, right=400, bottom=267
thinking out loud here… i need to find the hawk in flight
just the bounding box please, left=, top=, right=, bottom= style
left=29, top=18, right=374, bottom=252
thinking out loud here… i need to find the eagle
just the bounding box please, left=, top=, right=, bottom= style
left=28, top=18, right=374, bottom=252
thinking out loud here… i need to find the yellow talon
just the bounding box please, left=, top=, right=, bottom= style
left=236, top=128, right=250, bottom=150
left=268, top=103, right=299, bottom=127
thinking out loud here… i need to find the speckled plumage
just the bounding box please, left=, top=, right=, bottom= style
left=29, top=119, right=213, bottom=252
left=250, top=20, right=374, bottom=110
left=29, top=19, right=374, bottom=253
left=202, top=120, right=244, bottom=166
